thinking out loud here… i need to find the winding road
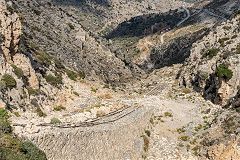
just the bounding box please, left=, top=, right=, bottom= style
left=161, top=6, right=191, bottom=44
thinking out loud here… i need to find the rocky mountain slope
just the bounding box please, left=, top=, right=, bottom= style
left=0, top=0, right=240, bottom=159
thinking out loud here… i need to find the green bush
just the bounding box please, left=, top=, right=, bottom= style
left=11, top=64, right=24, bottom=79
left=0, top=111, right=46, bottom=160
left=164, top=112, right=173, bottom=117
left=78, top=71, right=86, bottom=79
left=65, top=69, right=77, bottom=81
left=223, top=26, right=231, bottom=30
left=73, top=91, right=79, bottom=96
left=0, top=119, right=12, bottom=134
left=180, top=136, right=190, bottom=141
left=216, top=64, right=233, bottom=79
left=199, top=71, right=208, bottom=80
left=0, top=108, right=10, bottom=120
left=26, top=86, right=38, bottom=95
left=0, top=136, right=47, bottom=160
left=0, top=147, right=26, bottom=160
left=145, top=130, right=151, bottom=137
left=50, top=118, right=61, bottom=124
left=1, top=74, right=16, bottom=89
left=29, top=43, right=39, bottom=51
left=36, top=107, right=46, bottom=117
left=0, top=33, right=5, bottom=42
left=91, top=89, right=97, bottom=93
left=36, top=50, right=52, bottom=66
left=13, top=112, right=20, bottom=117
left=236, top=45, right=240, bottom=54
left=54, top=58, right=65, bottom=69
left=103, top=84, right=110, bottom=89
left=202, top=48, right=220, bottom=58
left=235, top=10, right=240, bottom=16
left=20, top=141, right=47, bottom=160
left=231, top=35, right=237, bottom=39
left=68, top=23, right=75, bottom=30
left=53, top=105, right=66, bottom=111
left=205, top=48, right=220, bottom=58
left=45, top=74, right=62, bottom=86
left=218, top=37, right=229, bottom=47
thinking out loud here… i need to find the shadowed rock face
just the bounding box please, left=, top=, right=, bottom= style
left=105, top=10, right=184, bottom=39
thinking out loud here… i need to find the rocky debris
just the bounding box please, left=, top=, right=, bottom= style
left=200, top=109, right=240, bottom=160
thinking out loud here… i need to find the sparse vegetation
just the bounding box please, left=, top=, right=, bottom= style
left=145, top=130, right=151, bottom=137
left=36, top=50, right=52, bottom=66
left=195, top=124, right=203, bottom=132
left=143, top=135, right=149, bottom=152
left=45, top=74, right=62, bottom=86
left=36, top=107, right=46, bottom=117
left=13, top=112, right=20, bottom=117
left=91, top=89, right=97, bottom=93
left=150, top=117, right=154, bottom=124
left=216, top=64, right=233, bottom=79
left=236, top=45, right=240, bottom=54
left=177, top=126, right=186, bottom=133
left=0, top=33, right=5, bottom=42
left=53, top=105, right=66, bottom=111
left=96, top=110, right=105, bottom=117
left=26, top=86, right=38, bottom=95
left=0, top=109, right=46, bottom=159
left=0, top=80, right=6, bottom=89
left=78, top=71, right=86, bottom=79
left=192, top=145, right=200, bottom=156
left=234, top=10, right=240, bottom=17
left=180, top=136, right=190, bottom=141
left=65, top=69, right=77, bottom=81
left=164, top=112, right=173, bottom=117
left=218, top=37, right=229, bottom=47
left=231, top=35, right=237, bottom=39
left=50, top=118, right=61, bottom=124
left=1, top=74, right=16, bottom=89
left=73, top=91, right=79, bottom=96
left=223, top=26, right=231, bottom=30
left=199, top=71, right=208, bottom=80
left=68, top=23, right=75, bottom=30
left=182, top=88, right=191, bottom=94
left=103, top=84, right=110, bottom=89
left=0, top=108, right=10, bottom=120
left=179, top=143, right=184, bottom=147
left=54, top=58, right=65, bottom=69
left=203, top=48, right=220, bottom=58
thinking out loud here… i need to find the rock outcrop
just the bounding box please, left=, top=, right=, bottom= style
left=0, top=1, right=21, bottom=63
left=180, top=14, right=240, bottom=106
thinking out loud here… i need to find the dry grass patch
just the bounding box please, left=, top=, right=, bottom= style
left=98, top=93, right=113, bottom=99
left=96, top=110, right=106, bottom=117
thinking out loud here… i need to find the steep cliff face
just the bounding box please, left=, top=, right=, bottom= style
left=11, top=0, right=134, bottom=84
left=180, top=14, right=240, bottom=107
left=0, top=0, right=39, bottom=109
left=0, top=1, right=47, bottom=159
